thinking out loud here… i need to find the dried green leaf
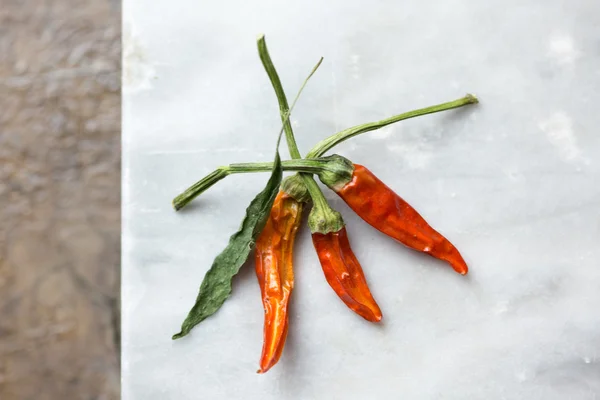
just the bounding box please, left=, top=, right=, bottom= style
left=172, top=155, right=282, bottom=339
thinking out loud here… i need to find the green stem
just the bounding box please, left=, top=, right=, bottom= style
left=230, top=159, right=326, bottom=174
left=302, top=175, right=329, bottom=211
left=175, top=39, right=324, bottom=212
left=306, top=93, right=478, bottom=158
left=172, top=158, right=346, bottom=211
left=258, top=35, right=336, bottom=225
left=173, top=169, right=229, bottom=210
left=257, top=35, right=303, bottom=160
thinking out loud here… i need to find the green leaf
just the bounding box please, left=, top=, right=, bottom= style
left=172, top=154, right=282, bottom=339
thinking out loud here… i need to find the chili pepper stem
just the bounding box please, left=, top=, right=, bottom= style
left=257, top=35, right=304, bottom=160
left=281, top=175, right=309, bottom=203
left=306, top=93, right=478, bottom=158
left=258, top=35, right=337, bottom=224
left=172, top=156, right=353, bottom=210
left=305, top=178, right=345, bottom=234
left=172, top=169, right=229, bottom=211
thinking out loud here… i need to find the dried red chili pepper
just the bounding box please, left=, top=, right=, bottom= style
left=312, top=227, right=382, bottom=322
left=296, top=179, right=382, bottom=322
left=322, top=162, right=468, bottom=275
left=254, top=190, right=303, bottom=373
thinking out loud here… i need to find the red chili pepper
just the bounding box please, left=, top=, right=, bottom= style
left=254, top=191, right=303, bottom=373
left=331, top=164, right=468, bottom=275
left=312, top=226, right=382, bottom=322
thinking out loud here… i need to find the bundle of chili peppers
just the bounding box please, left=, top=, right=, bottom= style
left=171, top=35, right=478, bottom=373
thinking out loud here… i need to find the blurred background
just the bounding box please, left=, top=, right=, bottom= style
left=0, top=1, right=120, bottom=399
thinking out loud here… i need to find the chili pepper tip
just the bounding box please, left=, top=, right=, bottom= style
left=360, top=306, right=382, bottom=322
left=444, top=250, right=469, bottom=275
left=368, top=313, right=382, bottom=323
left=257, top=361, right=275, bottom=374
left=453, top=263, right=468, bottom=275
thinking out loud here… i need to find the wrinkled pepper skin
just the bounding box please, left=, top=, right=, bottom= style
left=254, top=191, right=303, bottom=373
left=335, top=164, right=468, bottom=275
left=312, top=227, right=382, bottom=322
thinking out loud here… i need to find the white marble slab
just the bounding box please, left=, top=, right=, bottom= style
left=122, top=1, right=600, bottom=398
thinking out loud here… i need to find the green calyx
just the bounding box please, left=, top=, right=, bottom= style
left=316, top=154, right=354, bottom=191
left=308, top=203, right=345, bottom=234
left=281, top=175, right=310, bottom=203
left=280, top=154, right=354, bottom=203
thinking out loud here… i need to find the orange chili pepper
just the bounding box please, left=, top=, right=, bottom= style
left=312, top=226, right=382, bottom=322
left=332, top=164, right=468, bottom=275
left=254, top=190, right=303, bottom=373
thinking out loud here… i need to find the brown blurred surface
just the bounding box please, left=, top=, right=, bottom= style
left=0, top=1, right=121, bottom=399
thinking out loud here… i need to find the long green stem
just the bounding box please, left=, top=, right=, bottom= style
left=257, top=35, right=303, bottom=160
left=307, top=94, right=478, bottom=158
left=229, top=159, right=327, bottom=174
left=172, top=158, right=342, bottom=210
left=258, top=35, right=335, bottom=220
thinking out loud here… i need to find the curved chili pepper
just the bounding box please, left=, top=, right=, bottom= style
left=312, top=227, right=382, bottom=322
left=254, top=191, right=303, bottom=373
left=332, top=164, right=468, bottom=275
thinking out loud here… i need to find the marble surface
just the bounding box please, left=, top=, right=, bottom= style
left=122, top=1, right=600, bottom=398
